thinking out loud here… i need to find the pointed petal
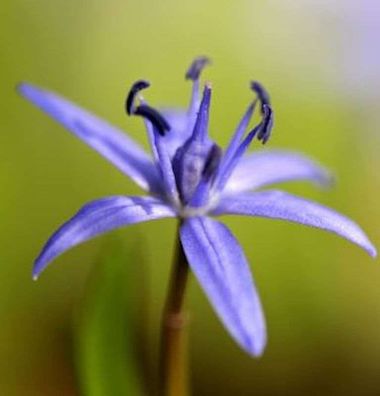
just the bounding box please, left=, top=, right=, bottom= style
left=180, top=217, right=266, bottom=356
left=33, top=196, right=175, bottom=278
left=224, top=150, right=332, bottom=194
left=18, top=83, right=160, bottom=192
left=152, top=132, right=180, bottom=203
left=214, top=190, right=377, bottom=257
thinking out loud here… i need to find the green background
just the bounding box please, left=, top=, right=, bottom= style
left=1, top=1, right=379, bottom=395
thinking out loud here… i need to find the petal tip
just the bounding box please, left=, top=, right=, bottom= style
left=318, top=169, right=335, bottom=188
left=16, top=82, right=28, bottom=95
left=249, top=343, right=266, bottom=358
left=368, top=245, right=377, bottom=258
left=33, top=254, right=47, bottom=280
left=32, top=263, right=42, bottom=280
left=243, top=331, right=267, bottom=358
left=16, top=81, right=32, bottom=90
left=359, top=235, right=377, bottom=258
left=32, top=266, right=40, bottom=281
left=16, top=82, right=40, bottom=100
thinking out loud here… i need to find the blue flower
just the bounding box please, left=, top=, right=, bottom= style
left=18, top=57, right=376, bottom=357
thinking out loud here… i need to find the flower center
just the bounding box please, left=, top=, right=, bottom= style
left=124, top=57, right=274, bottom=216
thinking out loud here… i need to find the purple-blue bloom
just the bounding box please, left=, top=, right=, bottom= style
left=18, top=57, right=376, bottom=357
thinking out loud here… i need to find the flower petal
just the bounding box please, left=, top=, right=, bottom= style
left=214, top=190, right=377, bottom=257
left=180, top=217, right=266, bottom=356
left=18, top=83, right=160, bottom=192
left=33, top=196, right=175, bottom=278
left=152, top=131, right=180, bottom=203
left=224, top=150, right=332, bottom=194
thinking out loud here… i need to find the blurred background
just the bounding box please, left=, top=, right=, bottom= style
left=1, top=0, right=380, bottom=395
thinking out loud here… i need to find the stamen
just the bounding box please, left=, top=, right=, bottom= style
left=125, top=80, right=171, bottom=136
left=212, top=82, right=274, bottom=193
left=187, top=144, right=222, bottom=208
left=248, top=82, right=274, bottom=144
left=214, top=104, right=273, bottom=191
left=134, top=104, right=170, bottom=136
left=186, top=56, right=211, bottom=81
left=191, top=84, right=212, bottom=142
left=125, top=80, right=150, bottom=115
left=256, top=104, right=273, bottom=144
left=250, top=81, right=271, bottom=113
left=202, top=144, right=222, bottom=179
left=218, top=101, right=256, bottom=174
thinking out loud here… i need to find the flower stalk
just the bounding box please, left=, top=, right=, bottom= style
left=159, top=222, right=190, bottom=396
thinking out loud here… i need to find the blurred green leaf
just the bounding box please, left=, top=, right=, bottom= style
left=75, top=239, right=145, bottom=396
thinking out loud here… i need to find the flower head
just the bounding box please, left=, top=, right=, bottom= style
left=18, top=57, right=376, bottom=357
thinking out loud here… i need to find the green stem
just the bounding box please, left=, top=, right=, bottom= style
left=159, top=223, right=190, bottom=396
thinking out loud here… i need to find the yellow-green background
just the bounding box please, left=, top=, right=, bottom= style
left=1, top=1, right=380, bottom=395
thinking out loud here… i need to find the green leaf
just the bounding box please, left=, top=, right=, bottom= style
left=75, top=238, right=146, bottom=396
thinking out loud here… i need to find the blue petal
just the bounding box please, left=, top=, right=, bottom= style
left=214, top=190, right=377, bottom=257
left=33, top=196, right=175, bottom=278
left=152, top=131, right=180, bottom=203
left=18, top=83, right=160, bottom=192
left=223, top=150, right=332, bottom=194
left=180, top=217, right=266, bottom=356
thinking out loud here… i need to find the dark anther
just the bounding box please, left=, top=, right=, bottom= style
left=125, top=80, right=150, bottom=115
left=203, top=144, right=222, bottom=179
left=186, top=56, right=211, bottom=81
left=250, top=81, right=271, bottom=114
left=134, top=104, right=170, bottom=136
left=249, top=81, right=273, bottom=144
left=125, top=80, right=170, bottom=136
left=257, top=104, right=273, bottom=144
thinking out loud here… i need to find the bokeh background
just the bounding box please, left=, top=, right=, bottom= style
left=1, top=0, right=380, bottom=395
